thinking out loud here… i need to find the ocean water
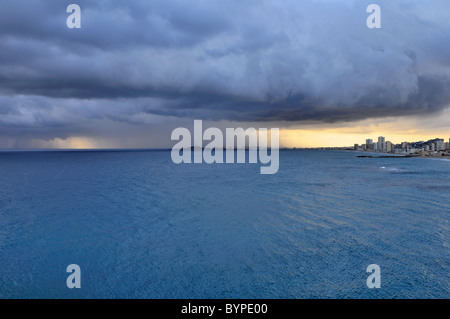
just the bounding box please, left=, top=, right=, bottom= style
left=0, top=150, right=448, bottom=299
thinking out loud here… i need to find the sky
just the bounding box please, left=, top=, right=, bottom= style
left=0, top=0, right=449, bottom=149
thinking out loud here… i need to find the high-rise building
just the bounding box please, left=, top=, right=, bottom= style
left=445, top=142, right=450, bottom=150
left=436, top=139, right=445, bottom=151
left=373, top=142, right=378, bottom=151
left=378, top=136, right=386, bottom=151
left=366, top=139, right=373, bottom=150
left=386, top=141, right=393, bottom=152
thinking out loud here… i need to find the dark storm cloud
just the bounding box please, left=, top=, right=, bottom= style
left=0, top=0, right=450, bottom=144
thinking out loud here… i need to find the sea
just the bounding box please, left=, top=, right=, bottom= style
left=0, top=150, right=448, bottom=298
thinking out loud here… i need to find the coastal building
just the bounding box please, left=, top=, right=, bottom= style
left=386, top=141, right=393, bottom=152
left=445, top=142, right=450, bottom=150
left=366, top=139, right=373, bottom=150
left=378, top=136, right=386, bottom=151
left=436, top=139, right=445, bottom=151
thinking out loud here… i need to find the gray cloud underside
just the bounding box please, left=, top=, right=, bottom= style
left=1, top=0, right=450, bottom=138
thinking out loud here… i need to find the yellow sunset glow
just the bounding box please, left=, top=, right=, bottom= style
left=37, top=137, right=99, bottom=149
left=279, top=110, right=450, bottom=148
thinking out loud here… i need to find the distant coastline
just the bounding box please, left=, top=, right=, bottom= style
left=0, top=146, right=449, bottom=160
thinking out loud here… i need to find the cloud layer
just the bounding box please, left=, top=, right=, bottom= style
left=0, top=0, right=449, bottom=147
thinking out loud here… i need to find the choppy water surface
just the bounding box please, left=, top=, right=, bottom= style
left=0, top=150, right=448, bottom=298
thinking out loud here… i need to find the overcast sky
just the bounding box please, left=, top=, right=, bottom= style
left=0, top=0, right=449, bottom=148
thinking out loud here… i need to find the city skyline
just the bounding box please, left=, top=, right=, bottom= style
left=354, top=136, right=450, bottom=153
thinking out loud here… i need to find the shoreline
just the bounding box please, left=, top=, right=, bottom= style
left=351, top=150, right=450, bottom=159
